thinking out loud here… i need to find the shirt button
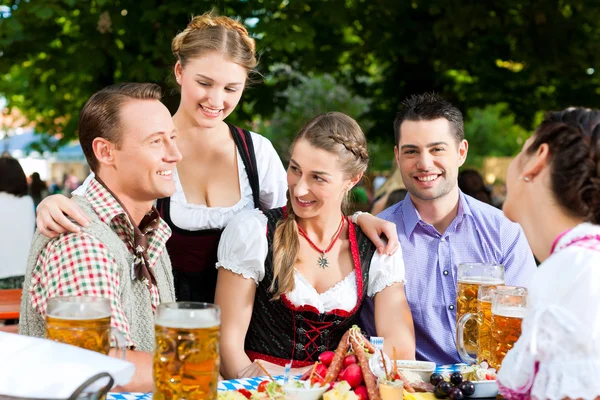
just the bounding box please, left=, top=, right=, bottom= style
left=443, top=270, right=449, bottom=276
left=449, top=305, right=455, bottom=311
left=440, top=237, right=446, bottom=242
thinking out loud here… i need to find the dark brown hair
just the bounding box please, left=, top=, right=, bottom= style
left=271, top=112, right=369, bottom=300
left=394, top=92, right=464, bottom=146
left=527, top=107, right=600, bottom=223
left=0, top=153, right=28, bottom=197
left=78, top=83, right=162, bottom=172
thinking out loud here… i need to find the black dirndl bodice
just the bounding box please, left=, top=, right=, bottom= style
left=244, top=207, right=377, bottom=367
left=156, top=123, right=262, bottom=303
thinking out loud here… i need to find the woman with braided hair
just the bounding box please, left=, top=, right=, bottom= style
left=33, top=13, right=399, bottom=304
left=215, top=112, right=415, bottom=379
left=498, top=108, right=600, bottom=400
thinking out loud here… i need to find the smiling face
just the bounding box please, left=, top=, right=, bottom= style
left=108, top=99, right=182, bottom=202
left=175, top=52, right=247, bottom=128
left=287, top=139, right=359, bottom=219
left=395, top=118, right=468, bottom=202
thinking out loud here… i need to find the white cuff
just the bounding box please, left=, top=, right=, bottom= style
left=352, top=211, right=370, bottom=224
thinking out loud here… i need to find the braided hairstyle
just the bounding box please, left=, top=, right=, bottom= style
left=172, top=11, right=257, bottom=77
left=270, top=112, right=369, bottom=300
left=527, top=107, right=600, bottom=224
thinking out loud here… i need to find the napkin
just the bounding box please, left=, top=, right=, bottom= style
left=0, top=332, right=135, bottom=399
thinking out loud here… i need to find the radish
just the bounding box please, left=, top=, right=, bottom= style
left=318, top=351, right=336, bottom=367
left=343, top=354, right=358, bottom=367
left=354, top=385, right=368, bottom=400
left=315, top=363, right=328, bottom=379
left=338, top=367, right=346, bottom=381
left=342, top=363, right=363, bottom=389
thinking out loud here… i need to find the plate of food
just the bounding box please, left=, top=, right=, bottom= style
left=428, top=363, right=498, bottom=399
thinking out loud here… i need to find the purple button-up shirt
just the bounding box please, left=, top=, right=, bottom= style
left=361, top=191, right=536, bottom=365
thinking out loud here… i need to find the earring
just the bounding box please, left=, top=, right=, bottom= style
left=520, top=176, right=531, bottom=182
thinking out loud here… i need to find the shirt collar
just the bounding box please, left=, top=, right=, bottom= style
left=400, top=189, right=472, bottom=236
left=84, top=178, right=130, bottom=227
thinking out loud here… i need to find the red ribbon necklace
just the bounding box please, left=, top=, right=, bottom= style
left=297, top=215, right=345, bottom=269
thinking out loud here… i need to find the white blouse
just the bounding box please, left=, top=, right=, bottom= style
left=498, top=223, right=600, bottom=400
left=216, top=209, right=406, bottom=313
left=75, top=131, right=287, bottom=230
left=170, top=132, right=287, bottom=230
left=0, top=193, right=35, bottom=279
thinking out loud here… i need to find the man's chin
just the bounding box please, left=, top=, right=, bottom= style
left=407, top=187, right=445, bottom=202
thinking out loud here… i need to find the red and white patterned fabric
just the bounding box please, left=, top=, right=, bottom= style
left=29, top=178, right=171, bottom=347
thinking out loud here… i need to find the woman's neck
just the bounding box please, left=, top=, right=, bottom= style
left=172, top=110, right=227, bottom=145
left=296, top=211, right=345, bottom=244
left=518, top=202, right=584, bottom=263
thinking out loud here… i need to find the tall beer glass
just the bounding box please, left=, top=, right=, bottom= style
left=489, top=286, right=527, bottom=369
left=45, top=296, right=126, bottom=356
left=456, top=263, right=504, bottom=360
left=457, top=285, right=497, bottom=364
left=153, top=302, right=220, bottom=400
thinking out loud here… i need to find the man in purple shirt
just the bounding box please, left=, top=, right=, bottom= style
left=360, top=93, right=536, bottom=364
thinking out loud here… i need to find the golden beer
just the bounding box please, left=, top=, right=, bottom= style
left=489, top=307, right=525, bottom=369
left=456, top=277, right=504, bottom=356
left=46, top=314, right=111, bottom=354
left=44, top=296, right=123, bottom=355
left=153, top=302, right=220, bottom=400
left=476, top=298, right=493, bottom=363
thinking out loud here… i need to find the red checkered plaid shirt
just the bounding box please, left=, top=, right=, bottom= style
left=29, top=178, right=171, bottom=347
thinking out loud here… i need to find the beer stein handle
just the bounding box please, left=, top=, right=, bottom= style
left=110, top=328, right=127, bottom=360
left=456, top=312, right=479, bottom=365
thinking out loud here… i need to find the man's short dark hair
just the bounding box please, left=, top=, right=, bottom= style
left=78, top=83, right=162, bottom=172
left=393, top=92, right=464, bottom=145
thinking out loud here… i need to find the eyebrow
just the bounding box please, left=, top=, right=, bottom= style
left=289, top=159, right=332, bottom=177
left=195, top=74, right=244, bottom=86
left=144, top=129, right=177, bottom=141
left=400, top=141, right=450, bottom=150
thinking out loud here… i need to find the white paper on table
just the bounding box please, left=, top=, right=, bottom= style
left=0, top=332, right=135, bottom=399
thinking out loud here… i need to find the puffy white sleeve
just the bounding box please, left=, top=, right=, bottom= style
left=367, top=248, right=406, bottom=297
left=71, top=173, right=95, bottom=196
left=251, top=132, right=287, bottom=209
left=216, top=209, right=269, bottom=284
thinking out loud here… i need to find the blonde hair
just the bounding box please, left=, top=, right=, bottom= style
left=172, top=11, right=257, bottom=73
left=270, top=112, right=369, bottom=300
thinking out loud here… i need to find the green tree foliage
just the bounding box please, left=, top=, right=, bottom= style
left=261, top=69, right=372, bottom=160
left=2, top=0, right=600, bottom=153
left=463, top=103, right=530, bottom=168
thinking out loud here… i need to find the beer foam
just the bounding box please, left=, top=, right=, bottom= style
left=492, top=306, right=527, bottom=319
left=47, top=303, right=110, bottom=320
left=458, top=276, right=505, bottom=285
left=156, top=308, right=219, bottom=329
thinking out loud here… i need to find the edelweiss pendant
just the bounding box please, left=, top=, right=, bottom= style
left=317, top=252, right=329, bottom=269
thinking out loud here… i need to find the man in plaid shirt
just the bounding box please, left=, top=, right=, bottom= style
left=20, top=83, right=182, bottom=392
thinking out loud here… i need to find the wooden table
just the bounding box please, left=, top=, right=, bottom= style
left=0, top=289, right=22, bottom=320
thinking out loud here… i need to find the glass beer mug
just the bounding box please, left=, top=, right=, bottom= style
left=153, top=302, right=220, bottom=400
left=489, top=286, right=527, bottom=369
left=456, top=263, right=505, bottom=360
left=45, top=296, right=126, bottom=357
left=457, top=285, right=497, bottom=364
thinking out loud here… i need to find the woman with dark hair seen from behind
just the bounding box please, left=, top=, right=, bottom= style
left=0, top=154, right=35, bottom=289
left=29, top=172, right=48, bottom=209
left=33, top=12, right=399, bottom=304
left=458, top=169, right=493, bottom=205
left=215, top=112, right=415, bottom=379
left=498, top=108, right=600, bottom=399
